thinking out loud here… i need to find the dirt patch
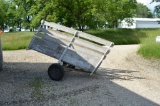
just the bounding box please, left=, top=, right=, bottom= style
left=0, top=45, right=160, bottom=106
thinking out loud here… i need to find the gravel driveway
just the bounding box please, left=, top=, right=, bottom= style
left=0, top=45, right=160, bottom=106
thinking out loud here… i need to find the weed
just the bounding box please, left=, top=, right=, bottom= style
left=69, top=98, right=78, bottom=105
left=138, top=29, right=160, bottom=59
left=28, top=77, right=44, bottom=99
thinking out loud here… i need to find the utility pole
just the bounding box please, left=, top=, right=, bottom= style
left=0, top=29, right=3, bottom=71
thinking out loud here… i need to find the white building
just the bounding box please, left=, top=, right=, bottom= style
left=119, top=18, right=160, bottom=29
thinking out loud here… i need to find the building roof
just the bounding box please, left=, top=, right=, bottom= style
left=127, top=18, right=160, bottom=22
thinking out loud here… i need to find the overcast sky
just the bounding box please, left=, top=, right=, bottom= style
left=137, top=0, right=159, bottom=12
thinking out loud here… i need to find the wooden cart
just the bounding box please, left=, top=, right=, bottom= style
left=28, top=20, right=114, bottom=81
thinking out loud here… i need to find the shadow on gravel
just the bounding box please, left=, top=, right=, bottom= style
left=96, top=67, right=145, bottom=80
left=0, top=62, right=159, bottom=106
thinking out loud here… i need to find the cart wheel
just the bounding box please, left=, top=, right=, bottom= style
left=48, top=64, right=65, bottom=81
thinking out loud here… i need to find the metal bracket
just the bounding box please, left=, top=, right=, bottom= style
left=58, top=31, right=78, bottom=65
left=90, top=43, right=112, bottom=75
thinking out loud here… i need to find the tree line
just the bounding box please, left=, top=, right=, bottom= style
left=0, top=0, right=155, bottom=31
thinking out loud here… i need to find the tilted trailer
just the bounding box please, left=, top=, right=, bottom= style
left=28, top=20, right=114, bottom=81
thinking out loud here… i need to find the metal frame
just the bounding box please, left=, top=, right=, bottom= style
left=90, top=43, right=112, bottom=75
left=28, top=20, right=114, bottom=74
left=58, top=31, right=78, bottom=65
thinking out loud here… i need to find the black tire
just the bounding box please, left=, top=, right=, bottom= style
left=48, top=64, right=65, bottom=81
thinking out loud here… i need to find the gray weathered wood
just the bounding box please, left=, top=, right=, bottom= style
left=39, top=28, right=107, bottom=53
left=35, top=32, right=105, bottom=58
left=28, top=20, right=114, bottom=72
left=41, top=20, right=114, bottom=46
left=29, top=37, right=102, bottom=72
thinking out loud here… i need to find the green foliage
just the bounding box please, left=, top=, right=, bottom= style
left=28, top=0, right=47, bottom=28
left=154, top=5, right=160, bottom=17
left=2, top=29, right=160, bottom=59
left=28, top=0, right=108, bottom=30
left=86, top=28, right=146, bottom=45
left=152, top=0, right=160, bottom=17
left=28, top=77, right=44, bottom=98
left=1, top=0, right=144, bottom=30
left=1, top=32, right=34, bottom=50
left=28, top=0, right=138, bottom=30
left=136, top=3, right=153, bottom=18
left=2, top=0, right=34, bottom=31
left=0, top=0, right=9, bottom=29
left=106, top=0, right=137, bottom=28
left=87, top=28, right=160, bottom=59
left=6, top=3, right=18, bottom=28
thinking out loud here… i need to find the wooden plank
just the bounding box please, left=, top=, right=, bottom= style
left=36, top=32, right=68, bottom=46
left=36, top=32, right=105, bottom=58
left=39, top=28, right=107, bottom=53
left=30, top=42, right=95, bottom=72
left=29, top=37, right=101, bottom=72
left=33, top=37, right=101, bottom=63
left=42, top=20, right=114, bottom=46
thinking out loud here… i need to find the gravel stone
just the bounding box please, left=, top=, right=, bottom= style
left=0, top=45, right=160, bottom=106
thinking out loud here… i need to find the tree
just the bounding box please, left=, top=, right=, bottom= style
left=1, top=0, right=139, bottom=31
left=55, top=0, right=108, bottom=30
left=136, top=3, right=153, bottom=18
left=28, top=0, right=51, bottom=29
left=21, top=0, right=35, bottom=30
left=28, top=0, right=107, bottom=31
left=3, top=0, right=34, bottom=31
left=151, top=0, right=160, bottom=17
left=8, top=0, right=34, bottom=31
left=152, top=0, right=160, bottom=2
left=0, top=0, right=9, bottom=30
left=105, top=0, right=137, bottom=28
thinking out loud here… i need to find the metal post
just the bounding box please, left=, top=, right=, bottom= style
left=0, top=30, right=3, bottom=71
left=90, top=43, right=112, bottom=75
left=58, top=31, right=78, bottom=65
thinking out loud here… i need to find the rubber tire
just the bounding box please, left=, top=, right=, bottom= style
left=48, top=64, right=65, bottom=81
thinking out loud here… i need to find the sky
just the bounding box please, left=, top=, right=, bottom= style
left=137, top=0, right=160, bottom=12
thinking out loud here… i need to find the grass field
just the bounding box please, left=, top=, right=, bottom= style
left=1, top=32, right=34, bottom=50
left=137, top=29, right=160, bottom=59
left=87, top=29, right=160, bottom=59
left=1, top=29, right=160, bottom=59
left=86, top=29, right=146, bottom=45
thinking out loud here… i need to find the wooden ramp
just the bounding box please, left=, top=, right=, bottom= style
left=28, top=20, right=114, bottom=73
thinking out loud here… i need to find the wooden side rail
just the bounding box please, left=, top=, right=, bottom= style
left=41, top=20, right=114, bottom=47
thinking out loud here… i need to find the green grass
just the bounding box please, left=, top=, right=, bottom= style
left=85, top=28, right=147, bottom=45
left=28, top=77, right=44, bottom=99
left=1, top=32, right=34, bottom=50
left=86, top=28, right=160, bottom=59
left=137, top=29, right=160, bottom=59
left=1, top=29, right=160, bottom=59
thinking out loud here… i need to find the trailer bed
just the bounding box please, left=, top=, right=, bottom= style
left=28, top=20, right=114, bottom=80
